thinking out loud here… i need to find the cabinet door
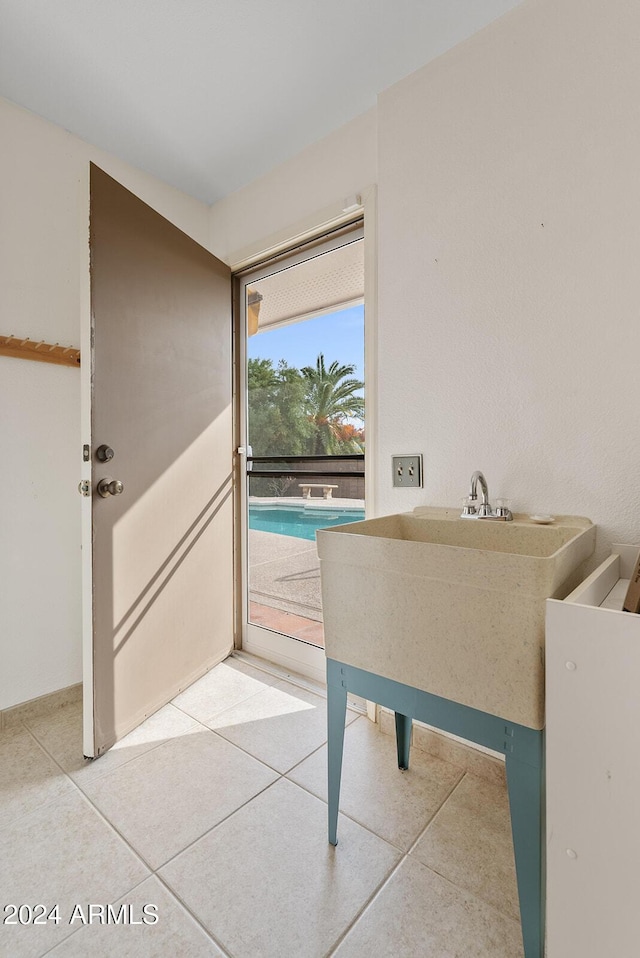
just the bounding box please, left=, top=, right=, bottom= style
left=546, top=591, right=640, bottom=956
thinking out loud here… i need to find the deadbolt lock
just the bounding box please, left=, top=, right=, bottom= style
left=96, top=444, right=115, bottom=462
left=97, top=477, right=124, bottom=498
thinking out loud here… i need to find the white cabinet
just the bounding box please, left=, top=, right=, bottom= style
left=546, top=544, right=640, bottom=958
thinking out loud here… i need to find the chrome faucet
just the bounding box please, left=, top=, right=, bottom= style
left=470, top=470, right=491, bottom=517
left=460, top=471, right=513, bottom=520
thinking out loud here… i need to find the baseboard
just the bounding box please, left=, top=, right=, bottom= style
left=377, top=706, right=506, bottom=787
left=1, top=683, right=82, bottom=730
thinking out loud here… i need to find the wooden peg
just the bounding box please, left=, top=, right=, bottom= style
left=0, top=335, right=81, bottom=368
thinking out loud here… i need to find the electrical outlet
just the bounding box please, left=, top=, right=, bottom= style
left=392, top=454, right=423, bottom=488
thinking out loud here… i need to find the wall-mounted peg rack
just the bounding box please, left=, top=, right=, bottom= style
left=0, top=335, right=80, bottom=368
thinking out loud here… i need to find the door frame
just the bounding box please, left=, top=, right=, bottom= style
left=79, top=170, right=94, bottom=757
left=232, top=191, right=377, bottom=683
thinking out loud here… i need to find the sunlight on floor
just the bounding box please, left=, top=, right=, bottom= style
left=1, top=653, right=523, bottom=958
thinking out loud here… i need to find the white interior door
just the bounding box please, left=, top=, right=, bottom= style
left=82, top=164, right=233, bottom=757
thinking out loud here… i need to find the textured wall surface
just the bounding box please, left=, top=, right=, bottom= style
left=209, top=109, right=377, bottom=265
left=375, top=0, right=640, bottom=565
left=0, top=98, right=210, bottom=709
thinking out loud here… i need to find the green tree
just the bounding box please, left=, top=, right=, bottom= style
left=247, top=357, right=312, bottom=457
left=301, top=354, right=365, bottom=455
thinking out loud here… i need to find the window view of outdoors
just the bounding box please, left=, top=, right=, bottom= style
left=246, top=240, right=365, bottom=648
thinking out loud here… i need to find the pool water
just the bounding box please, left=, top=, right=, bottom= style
left=249, top=506, right=364, bottom=541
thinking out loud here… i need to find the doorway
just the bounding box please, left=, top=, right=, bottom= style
left=236, top=224, right=365, bottom=682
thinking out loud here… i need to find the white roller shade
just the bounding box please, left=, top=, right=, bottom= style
left=248, top=238, right=363, bottom=334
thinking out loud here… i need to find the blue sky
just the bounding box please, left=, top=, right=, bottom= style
left=248, top=304, right=364, bottom=379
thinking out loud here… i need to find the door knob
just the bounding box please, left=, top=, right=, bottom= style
left=97, top=477, right=124, bottom=498
left=96, top=444, right=115, bottom=462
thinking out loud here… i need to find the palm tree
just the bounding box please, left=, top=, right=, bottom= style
left=301, top=354, right=365, bottom=454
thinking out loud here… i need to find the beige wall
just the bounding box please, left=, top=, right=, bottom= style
left=209, top=108, right=377, bottom=265
left=0, top=97, right=210, bottom=710
left=375, top=0, right=640, bottom=561
left=212, top=0, right=640, bottom=567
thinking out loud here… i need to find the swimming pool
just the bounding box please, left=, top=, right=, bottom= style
left=249, top=504, right=365, bottom=541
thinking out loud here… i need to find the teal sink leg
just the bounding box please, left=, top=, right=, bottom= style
left=505, top=735, right=545, bottom=958
left=326, top=658, right=545, bottom=957
left=327, top=682, right=347, bottom=846
left=395, top=712, right=411, bottom=769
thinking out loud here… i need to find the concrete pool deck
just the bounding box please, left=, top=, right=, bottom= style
left=247, top=497, right=364, bottom=643
left=249, top=529, right=323, bottom=621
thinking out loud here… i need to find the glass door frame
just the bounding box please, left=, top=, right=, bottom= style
left=234, top=221, right=365, bottom=683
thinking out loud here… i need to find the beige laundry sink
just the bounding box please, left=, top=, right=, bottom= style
left=317, top=507, right=595, bottom=729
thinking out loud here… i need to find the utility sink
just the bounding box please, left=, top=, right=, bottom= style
left=317, top=506, right=595, bottom=729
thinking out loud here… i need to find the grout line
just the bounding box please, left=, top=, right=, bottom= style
left=405, top=770, right=468, bottom=855
left=300, top=760, right=463, bottom=857
left=403, top=770, right=525, bottom=926
left=323, top=770, right=468, bottom=957
left=24, top=708, right=203, bottom=793
left=0, top=722, right=83, bottom=831
left=200, top=721, right=307, bottom=779
left=323, top=852, right=405, bottom=957
left=171, top=685, right=276, bottom=728
left=30, top=730, right=280, bottom=956
left=16, top=716, right=276, bottom=958
left=230, top=650, right=364, bottom=713
left=36, top=873, right=158, bottom=958
left=155, top=773, right=284, bottom=872
left=149, top=870, right=236, bottom=958
left=74, top=731, right=281, bottom=875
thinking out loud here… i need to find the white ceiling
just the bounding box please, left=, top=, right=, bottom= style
left=0, top=0, right=522, bottom=204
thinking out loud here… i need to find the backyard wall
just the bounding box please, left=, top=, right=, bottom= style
left=0, top=98, right=211, bottom=710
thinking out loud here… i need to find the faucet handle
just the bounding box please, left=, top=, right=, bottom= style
left=460, top=497, right=477, bottom=517
left=495, top=498, right=513, bottom=519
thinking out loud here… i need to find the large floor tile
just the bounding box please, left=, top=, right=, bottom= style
left=206, top=679, right=344, bottom=773
left=0, top=725, right=76, bottom=830
left=172, top=656, right=278, bottom=725
left=0, top=790, right=149, bottom=958
left=82, top=726, right=278, bottom=869
left=411, top=772, right=520, bottom=920
left=46, top=876, right=224, bottom=957
left=26, top=700, right=198, bottom=787
left=288, top=716, right=463, bottom=849
left=161, top=778, right=400, bottom=958
left=334, top=855, right=524, bottom=958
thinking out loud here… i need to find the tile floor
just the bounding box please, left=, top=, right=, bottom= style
left=1, top=655, right=524, bottom=957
